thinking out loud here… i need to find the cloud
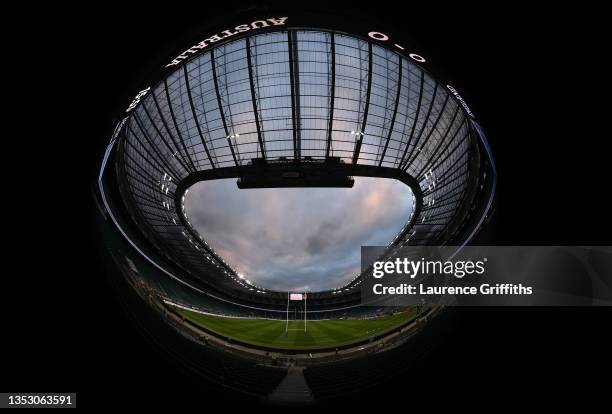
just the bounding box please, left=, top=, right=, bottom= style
left=184, top=177, right=413, bottom=291
left=305, top=219, right=342, bottom=255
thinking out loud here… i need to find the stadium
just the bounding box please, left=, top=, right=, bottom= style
left=94, top=4, right=495, bottom=405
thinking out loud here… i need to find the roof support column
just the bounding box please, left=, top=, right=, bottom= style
left=211, top=49, right=239, bottom=166
left=378, top=54, right=402, bottom=166
left=246, top=37, right=266, bottom=160
left=288, top=31, right=301, bottom=161
left=326, top=32, right=336, bottom=159
left=352, top=41, right=373, bottom=164
left=181, top=67, right=217, bottom=169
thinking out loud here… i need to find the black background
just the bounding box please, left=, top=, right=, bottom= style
left=4, top=1, right=610, bottom=409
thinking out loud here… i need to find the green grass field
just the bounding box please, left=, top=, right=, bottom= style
left=174, top=307, right=418, bottom=350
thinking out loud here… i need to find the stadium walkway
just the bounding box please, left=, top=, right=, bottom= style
left=268, top=366, right=314, bottom=404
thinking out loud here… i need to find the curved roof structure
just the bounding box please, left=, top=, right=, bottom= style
left=110, top=28, right=494, bottom=299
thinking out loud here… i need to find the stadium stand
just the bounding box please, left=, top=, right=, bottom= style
left=303, top=313, right=443, bottom=400
left=100, top=231, right=287, bottom=401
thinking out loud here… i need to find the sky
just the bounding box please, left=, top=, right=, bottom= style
left=184, top=177, right=413, bottom=292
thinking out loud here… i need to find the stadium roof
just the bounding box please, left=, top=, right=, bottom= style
left=109, top=27, right=495, bottom=297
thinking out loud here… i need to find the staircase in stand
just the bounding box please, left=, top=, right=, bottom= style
left=267, top=366, right=314, bottom=404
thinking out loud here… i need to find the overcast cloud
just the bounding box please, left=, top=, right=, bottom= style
left=184, top=177, right=413, bottom=292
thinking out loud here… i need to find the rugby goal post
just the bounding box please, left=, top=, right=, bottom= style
left=285, top=292, right=307, bottom=334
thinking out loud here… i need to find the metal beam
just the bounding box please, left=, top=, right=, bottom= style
left=123, top=130, right=166, bottom=177
left=326, top=32, right=336, bottom=159
left=182, top=66, right=216, bottom=169
left=401, top=81, right=439, bottom=171
left=288, top=31, right=301, bottom=161
left=420, top=195, right=463, bottom=212
left=423, top=169, right=468, bottom=197
left=421, top=130, right=470, bottom=181
left=352, top=41, right=373, bottom=164
left=433, top=125, right=492, bottom=245
left=405, top=91, right=450, bottom=171
left=426, top=185, right=465, bottom=205
left=151, top=86, right=197, bottom=173
left=378, top=54, right=402, bottom=166
left=123, top=155, right=164, bottom=187
left=130, top=114, right=183, bottom=180
left=419, top=117, right=466, bottom=181
left=226, top=137, right=239, bottom=165
left=397, top=70, right=424, bottom=168
left=414, top=104, right=461, bottom=179
left=360, top=41, right=374, bottom=136
left=245, top=37, right=266, bottom=160
left=211, top=49, right=238, bottom=166
left=424, top=153, right=470, bottom=189
left=140, top=97, right=192, bottom=175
